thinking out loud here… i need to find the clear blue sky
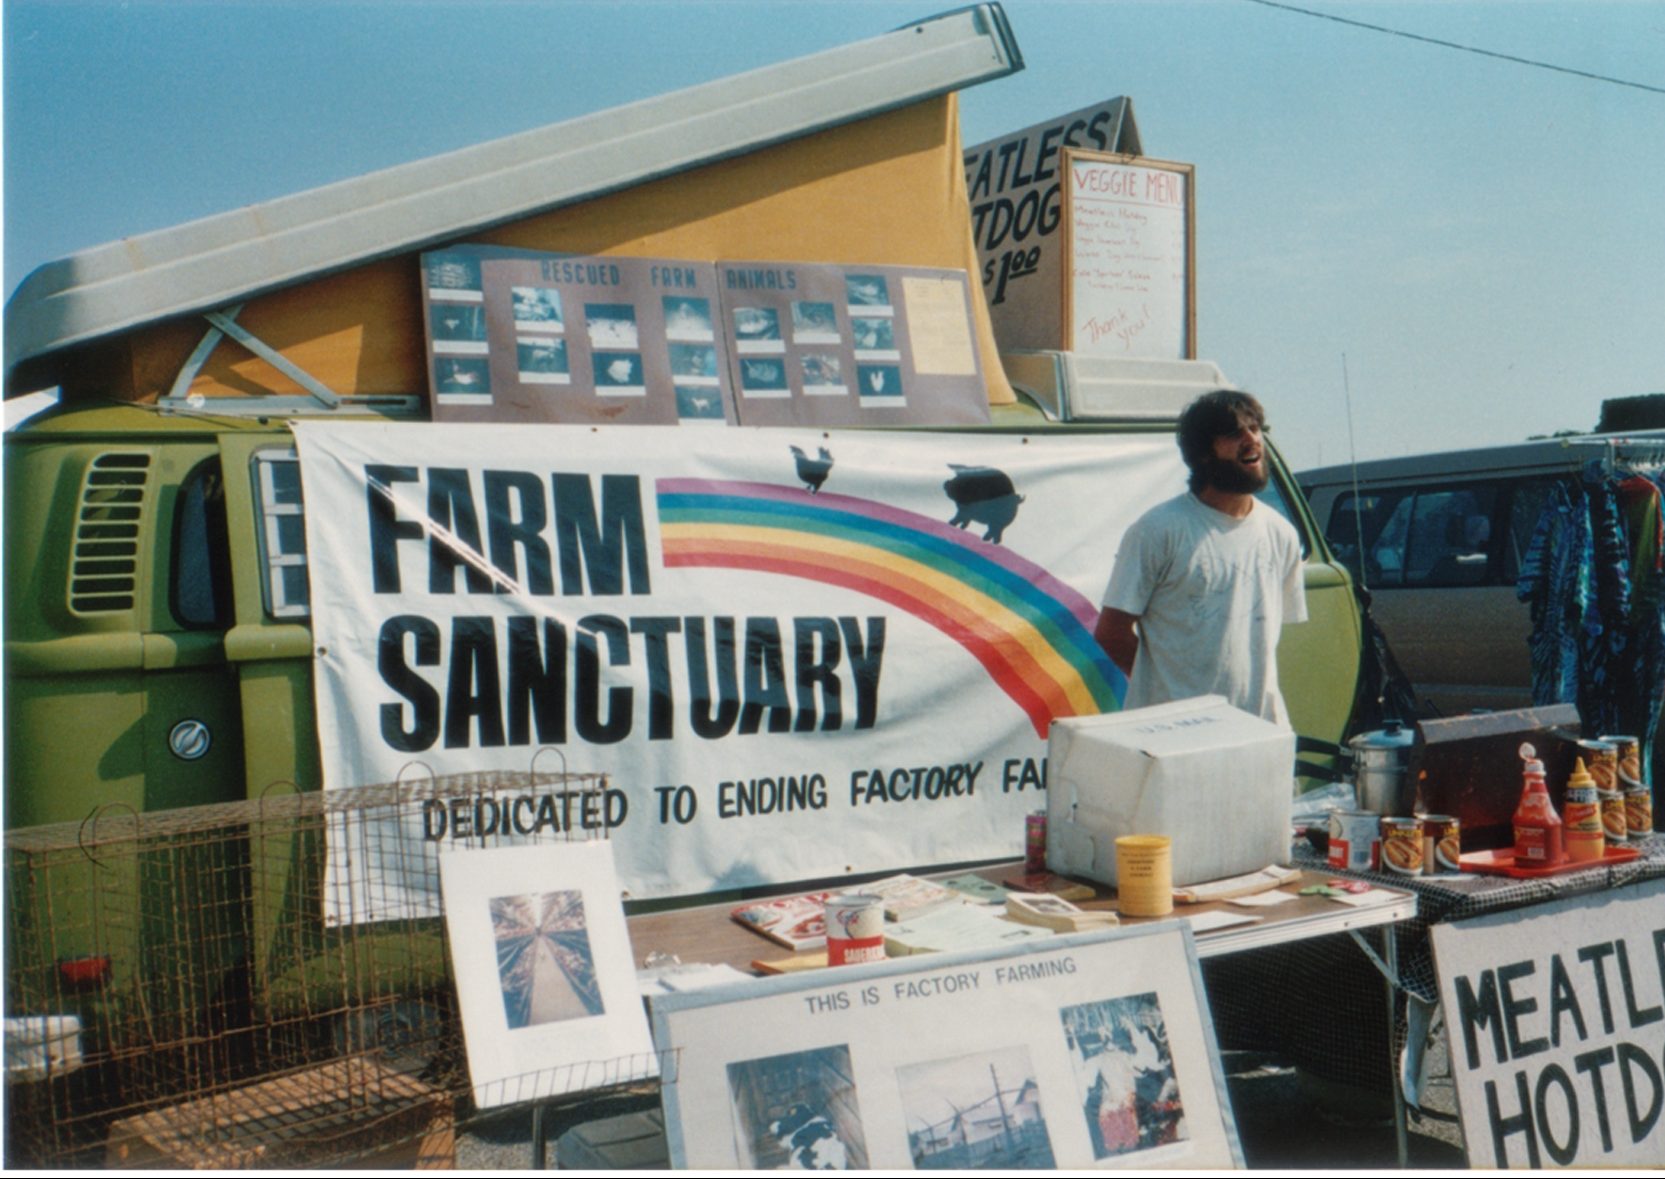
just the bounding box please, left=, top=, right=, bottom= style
left=5, top=0, right=1662, bottom=469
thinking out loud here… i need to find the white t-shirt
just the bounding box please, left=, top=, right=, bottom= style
left=1101, top=492, right=1308, bottom=726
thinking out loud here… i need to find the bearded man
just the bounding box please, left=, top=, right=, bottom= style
left=1093, top=389, right=1307, bottom=727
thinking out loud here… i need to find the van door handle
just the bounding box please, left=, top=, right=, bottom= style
left=224, top=624, right=313, bottom=664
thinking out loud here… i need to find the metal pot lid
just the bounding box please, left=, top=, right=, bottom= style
left=1349, top=719, right=1416, bottom=751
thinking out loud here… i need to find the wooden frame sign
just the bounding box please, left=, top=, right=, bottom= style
left=1061, top=151, right=1195, bottom=360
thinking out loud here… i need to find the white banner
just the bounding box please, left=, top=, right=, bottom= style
left=294, top=422, right=1181, bottom=911
left=1431, top=879, right=1665, bottom=1169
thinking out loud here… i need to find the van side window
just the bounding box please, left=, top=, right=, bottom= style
left=171, top=458, right=233, bottom=628
left=1405, top=488, right=1496, bottom=586
left=1254, top=476, right=1310, bottom=558
left=1332, top=485, right=1500, bottom=589
left=1328, top=489, right=1411, bottom=587
left=253, top=451, right=311, bottom=619
left=1505, top=479, right=1554, bottom=582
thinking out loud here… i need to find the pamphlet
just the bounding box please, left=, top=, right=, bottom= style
left=863, top=874, right=962, bottom=921
left=884, top=904, right=1052, bottom=957
left=729, top=892, right=836, bottom=950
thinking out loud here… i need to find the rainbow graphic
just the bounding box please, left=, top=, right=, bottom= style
left=657, top=478, right=1124, bottom=736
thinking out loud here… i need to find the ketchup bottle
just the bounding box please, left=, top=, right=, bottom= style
left=1512, top=743, right=1564, bottom=867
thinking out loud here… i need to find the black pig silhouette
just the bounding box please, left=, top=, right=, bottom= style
left=944, top=463, right=1024, bottom=543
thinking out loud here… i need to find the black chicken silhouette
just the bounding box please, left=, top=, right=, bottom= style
left=790, top=445, right=835, bottom=493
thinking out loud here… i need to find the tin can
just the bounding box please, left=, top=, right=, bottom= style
left=1328, top=810, right=1379, bottom=872
left=1421, top=814, right=1462, bottom=874
left=825, top=894, right=885, bottom=966
left=1600, top=735, right=1640, bottom=842
left=1380, top=816, right=1423, bottom=876
left=1580, top=740, right=1618, bottom=793
left=1025, top=810, right=1048, bottom=873
left=1625, top=785, right=1655, bottom=837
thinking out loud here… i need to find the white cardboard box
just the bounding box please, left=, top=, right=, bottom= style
left=1046, top=695, right=1295, bottom=888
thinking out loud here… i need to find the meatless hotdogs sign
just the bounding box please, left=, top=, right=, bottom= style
left=1431, top=880, right=1665, bottom=1169
left=294, top=423, right=1179, bottom=916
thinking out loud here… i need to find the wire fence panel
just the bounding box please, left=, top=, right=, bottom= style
left=4, top=770, right=629, bottom=1168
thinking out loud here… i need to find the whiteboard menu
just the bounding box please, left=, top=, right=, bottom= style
left=1061, top=151, right=1194, bottom=359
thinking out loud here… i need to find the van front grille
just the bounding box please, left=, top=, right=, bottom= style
left=68, top=453, right=151, bottom=614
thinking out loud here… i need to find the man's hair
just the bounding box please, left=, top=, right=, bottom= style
left=1176, top=389, right=1266, bottom=490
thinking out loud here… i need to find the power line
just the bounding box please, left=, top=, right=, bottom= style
left=1242, top=0, right=1665, bottom=95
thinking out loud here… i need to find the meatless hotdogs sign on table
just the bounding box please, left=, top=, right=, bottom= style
left=1431, top=880, right=1665, bottom=1168
left=294, top=423, right=1180, bottom=918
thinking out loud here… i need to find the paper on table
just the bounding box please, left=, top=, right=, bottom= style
left=1181, top=910, right=1262, bottom=933
left=1329, top=889, right=1405, bottom=909
left=1226, top=890, right=1299, bottom=908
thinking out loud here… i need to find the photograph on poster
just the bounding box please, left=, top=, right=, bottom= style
left=851, top=316, right=897, bottom=355
left=846, top=274, right=892, bottom=309
left=740, top=357, right=790, bottom=394
left=585, top=303, right=640, bottom=349
left=511, top=285, right=564, bottom=331
left=517, top=338, right=569, bottom=383
left=1061, top=992, right=1187, bottom=1160
left=675, top=385, right=726, bottom=421
left=490, top=890, right=603, bottom=1029
left=733, top=305, right=784, bottom=352
left=663, top=296, right=715, bottom=340
left=899, top=1044, right=1056, bottom=1169
left=426, top=251, right=483, bottom=300
left=433, top=356, right=490, bottom=399
left=858, top=364, right=904, bottom=404
left=439, top=842, right=655, bottom=1108
left=791, top=300, right=841, bottom=344
left=668, top=343, right=720, bottom=382
left=429, top=302, right=487, bottom=350
left=800, top=353, right=847, bottom=396
left=592, top=351, right=645, bottom=394
left=726, top=1045, right=870, bottom=1169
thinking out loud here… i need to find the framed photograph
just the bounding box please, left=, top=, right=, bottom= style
left=652, top=922, right=1239, bottom=1169
left=439, top=841, right=656, bottom=1107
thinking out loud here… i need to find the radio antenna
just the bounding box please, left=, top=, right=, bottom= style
left=1342, top=354, right=1368, bottom=593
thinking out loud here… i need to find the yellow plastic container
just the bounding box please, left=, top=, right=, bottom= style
left=1115, top=835, right=1173, bottom=917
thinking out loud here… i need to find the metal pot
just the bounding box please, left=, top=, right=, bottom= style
left=1349, top=720, right=1417, bottom=815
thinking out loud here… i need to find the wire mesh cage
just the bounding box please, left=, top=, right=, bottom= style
left=3, top=767, right=641, bottom=1168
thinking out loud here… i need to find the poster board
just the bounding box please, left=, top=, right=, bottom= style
left=1061, top=151, right=1195, bottom=360
left=422, top=246, right=988, bottom=428
left=962, top=99, right=1141, bottom=352
left=719, top=261, right=988, bottom=428
left=1430, top=878, right=1665, bottom=1168
left=423, top=248, right=735, bottom=426
left=651, top=924, right=1240, bottom=1169
left=438, top=841, right=656, bottom=1107
left=292, top=422, right=1179, bottom=913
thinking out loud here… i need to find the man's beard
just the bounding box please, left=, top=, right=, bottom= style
left=1200, top=454, right=1269, bottom=494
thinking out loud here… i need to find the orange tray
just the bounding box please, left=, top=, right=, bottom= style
left=1460, top=843, right=1640, bottom=878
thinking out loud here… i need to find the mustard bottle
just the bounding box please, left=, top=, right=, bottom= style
left=1562, top=757, right=1605, bottom=864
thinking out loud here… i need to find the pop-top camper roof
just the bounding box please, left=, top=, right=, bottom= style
left=6, top=4, right=1023, bottom=404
